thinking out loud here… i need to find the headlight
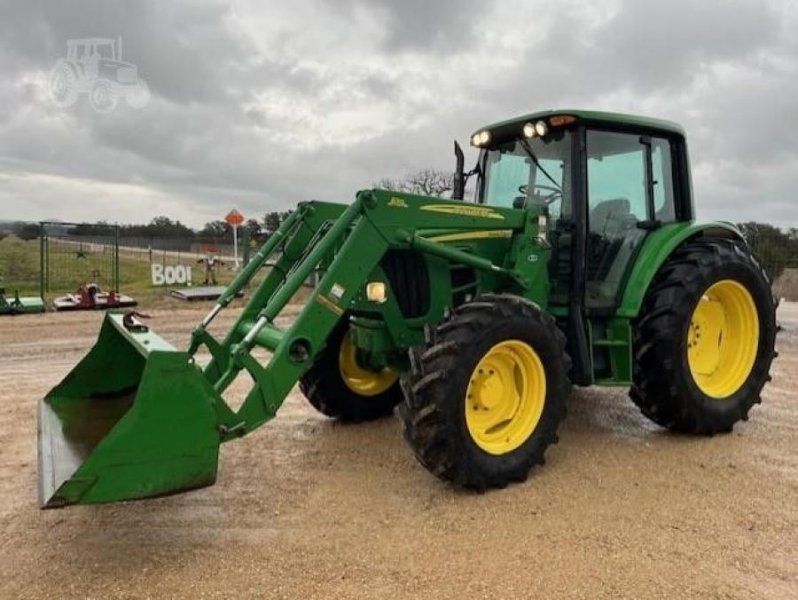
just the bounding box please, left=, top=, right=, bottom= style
left=534, top=121, right=548, bottom=137
left=470, top=130, right=491, bottom=147
left=366, top=281, right=387, bottom=303
left=522, top=122, right=536, bottom=138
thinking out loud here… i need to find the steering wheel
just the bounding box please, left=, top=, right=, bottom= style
left=518, top=184, right=562, bottom=204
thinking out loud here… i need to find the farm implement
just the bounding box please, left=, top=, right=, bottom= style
left=0, top=287, right=45, bottom=315
left=52, top=281, right=137, bottom=311
left=38, top=110, right=777, bottom=508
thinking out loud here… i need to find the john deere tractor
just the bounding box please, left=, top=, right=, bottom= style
left=38, top=110, right=776, bottom=507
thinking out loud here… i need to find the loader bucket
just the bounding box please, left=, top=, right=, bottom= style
left=38, top=313, right=221, bottom=508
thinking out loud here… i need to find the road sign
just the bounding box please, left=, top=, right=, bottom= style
left=225, top=209, right=244, bottom=269
left=225, top=209, right=245, bottom=226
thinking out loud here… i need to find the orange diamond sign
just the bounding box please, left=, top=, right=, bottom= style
left=225, top=209, right=245, bottom=226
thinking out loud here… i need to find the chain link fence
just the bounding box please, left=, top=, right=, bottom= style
left=40, top=222, right=120, bottom=298
left=0, top=230, right=41, bottom=297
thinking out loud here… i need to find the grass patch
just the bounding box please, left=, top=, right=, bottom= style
left=0, top=235, right=312, bottom=310
left=0, top=235, right=244, bottom=307
left=0, top=236, right=41, bottom=296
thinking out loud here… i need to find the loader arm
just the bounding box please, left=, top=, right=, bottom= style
left=187, top=190, right=531, bottom=440
left=197, top=197, right=392, bottom=437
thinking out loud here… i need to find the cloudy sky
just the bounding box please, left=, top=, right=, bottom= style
left=1, top=0, right=797, bottom=228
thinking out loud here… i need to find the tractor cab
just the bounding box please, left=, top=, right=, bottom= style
left=461, top=110, right=693, bottom=311
left=66, top=38, right=119, bottom=67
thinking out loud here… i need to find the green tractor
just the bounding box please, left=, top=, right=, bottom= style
left=38, top=110, right=777, bottom=507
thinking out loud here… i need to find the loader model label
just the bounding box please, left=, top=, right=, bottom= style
left=420, top=204, right=505, bottom=220
left=151, top=264, right=192, bottom=286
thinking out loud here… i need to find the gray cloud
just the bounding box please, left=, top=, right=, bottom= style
left=347, top=0, right=484, bottom=51
left=0, top=0, right=797, bottom=228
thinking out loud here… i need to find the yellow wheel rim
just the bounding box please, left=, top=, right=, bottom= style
left=338, top=331, right=398, bottom=396
left=687, top=279, right=759, bottom=399
left=465, top=340, right=546, bottom=455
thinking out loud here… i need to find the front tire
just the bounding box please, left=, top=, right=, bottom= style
left=126, top=78, right=150, bottom=109
left=400, top=294, right=571, bottom=490
left=299, top=318, right=402, bottom=422
left=630, top=238, right=776, bottom=434
left=90, top=79, right=118, bottom=114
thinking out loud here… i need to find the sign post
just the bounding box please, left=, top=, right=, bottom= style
left=225, top=209, right=245, bottom=270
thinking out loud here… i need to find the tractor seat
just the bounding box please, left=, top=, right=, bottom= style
left=589, top=198, right=632, bottom=240
left=586, top=198, right=639, bottom=305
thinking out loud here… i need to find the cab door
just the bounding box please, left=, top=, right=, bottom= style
left=584, top=130, right=676, bottom=310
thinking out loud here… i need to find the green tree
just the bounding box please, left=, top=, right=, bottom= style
left=374, top=169, right=454, bottom=197
left=199, top=220, right=230, bottom=237
left=245, top=218, right=262, bottom=236
left=736, top=222, right=794, bottom=279
left=17, top=223, right=42, bottom=241
left=264, top=211, right=282, bottom=233
left=146, top=216, right=194, bottom=238
left=117, top=217, right=194, bottom=239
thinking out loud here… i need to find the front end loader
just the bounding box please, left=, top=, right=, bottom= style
left=39, top=110, right=777, bottom=507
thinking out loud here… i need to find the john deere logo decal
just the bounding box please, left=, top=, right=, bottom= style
left=420, top=204, right=504, bottom=220
left=387, top=197, right=408, bottom=208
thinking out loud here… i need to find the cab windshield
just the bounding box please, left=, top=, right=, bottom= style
left=478, top=130, right=572, bottom=220
left=96, top=43, right=115, bottom=59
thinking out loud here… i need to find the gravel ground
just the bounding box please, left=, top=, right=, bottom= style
left=0, top=303, right=796, bottom=599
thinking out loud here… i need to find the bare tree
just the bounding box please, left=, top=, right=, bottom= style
left=374, top=169, right=453, bottom=197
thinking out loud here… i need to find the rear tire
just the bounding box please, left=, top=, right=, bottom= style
left=400, top=294, right=571, bottom=490
left=49, top=63, right=78, bottom=107
left=299, top=318, right=402, bottom=422
left=630, top=238, right=776, bottom=434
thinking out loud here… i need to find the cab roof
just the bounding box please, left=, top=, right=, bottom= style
left=475, top=109, right=685, bottom=139
left=67, top=38, right=117, bottom=46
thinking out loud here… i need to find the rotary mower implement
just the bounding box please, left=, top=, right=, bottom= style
left=39, top=109, right=777, bottom=508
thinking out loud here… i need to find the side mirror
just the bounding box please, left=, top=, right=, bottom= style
left=452, top=140, right=465, bottom=200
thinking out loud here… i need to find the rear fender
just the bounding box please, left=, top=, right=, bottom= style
left=617, top=221, right=744, bottom=318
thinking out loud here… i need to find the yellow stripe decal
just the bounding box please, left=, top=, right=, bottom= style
left=426, top=230, right=513, bottom=243
left=420, top=204, right=505, bottom=220
left=315, top=294, right=344, bottom=316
